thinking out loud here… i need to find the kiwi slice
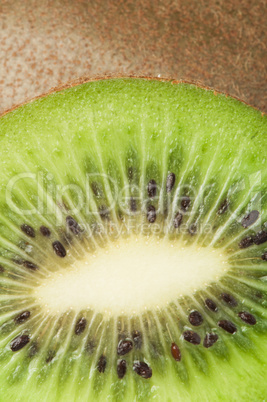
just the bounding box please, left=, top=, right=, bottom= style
left=0, top=77, right=266, bottom=401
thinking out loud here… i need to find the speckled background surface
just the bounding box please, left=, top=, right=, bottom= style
left=0, top=0, right=266, bottom=113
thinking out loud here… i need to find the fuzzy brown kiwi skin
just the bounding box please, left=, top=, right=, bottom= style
left=1, top=74, right=266, bottom=118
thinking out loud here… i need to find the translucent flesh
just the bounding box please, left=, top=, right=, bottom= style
left=0, top=78, right=266, bottom=401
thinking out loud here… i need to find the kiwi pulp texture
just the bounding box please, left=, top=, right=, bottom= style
left=0, top=78, right=266, bottom=401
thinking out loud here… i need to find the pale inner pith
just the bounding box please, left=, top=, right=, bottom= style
left=36, top=237, right=228, bottom=316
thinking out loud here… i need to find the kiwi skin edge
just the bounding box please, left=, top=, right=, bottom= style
left=1, top=74, right=265, bottom=118
left=0, top=77, right=266, bottom=402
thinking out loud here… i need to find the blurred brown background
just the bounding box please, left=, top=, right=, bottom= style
left=0, top=0, right=266, bottom=113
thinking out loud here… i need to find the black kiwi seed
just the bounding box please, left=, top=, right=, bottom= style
left=85, top=339, right=96, bottom=355
left=166, top=172, right=176, bottom=193
left=91, top=181, right=103, bottom=197
left=40, top=226, right=51, bottom=237
left=13, top=258, right=24, bottom=266
left=10, top=334, right=30, bottom=352
left=97, top=355, right=107, bottom=373
left=23, top=261, right=38, bottom=271
left=183, top=330, right=201, bottom=345
left=21, top=224, right=35, bottom=238
left=99, top=205, right=110, bottom=220
left=171, top=342, right=181, bottom=361
left=254, top=230, right=267, bottom=245
left=75, top=317, right=87, bottom=335
left=132, top=330, right=142, bottom=349
left=221, top=293, right=238, bottom=307
left=239, top=236, right=254, bottom=249
left=117, top=210, right=124, bottom=221
left=147, top=205, right=156, bottom=223
left=217, top=199, right=229, bottom=215
left=28, top=341, right=38, bottom=357
left=130, top=197, right=137, bottom=212
left=66, top=216, right=82, bottom=235
left=46, top=350, right=56, bottom=363
left=128, top=166, right=134, bottom=182
left=203, top=333, right=219, bottom=348
left=52, top=241, right=67, bottom=258
left=181, top=196, right=191, bottom=211
left=117, top=339, right=133, bottom=356
left=205, top=298, right=218, bottom=312
left=147, top=179, right=157, bottom=198
left=117, top=359, right=127, bottom=379
left=133, top=361, right=152, bottom=379
left=262, top=252, right=267, bottom=261
left=14, top=311, right=30, bottom=324
left=241, top=210, right=259, bottom=228
left=188, top=311, right=203, bottom=326
left=173, top=212, right=183, bottom=228
left=218, top=320, right=237, bottom=334
left=238, top=311, right=257, bottom=325
left=188, top=223, right=197, bottom=235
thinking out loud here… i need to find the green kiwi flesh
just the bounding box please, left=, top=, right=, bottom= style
left=0, top=78, right=266, bottom=401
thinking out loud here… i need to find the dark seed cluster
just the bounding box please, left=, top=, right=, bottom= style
left=239, top=229, right=267, bottom=249
left=13, top=179, right=263, bottom=383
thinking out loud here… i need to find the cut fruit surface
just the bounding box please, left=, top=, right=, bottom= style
left=0, top=78, right=266, bottom=402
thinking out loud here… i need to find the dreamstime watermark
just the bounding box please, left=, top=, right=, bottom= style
left=5, top=169, right=264, bottom=234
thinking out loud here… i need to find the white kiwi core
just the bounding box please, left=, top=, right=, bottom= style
left=36, top=237, right=228, bottom=316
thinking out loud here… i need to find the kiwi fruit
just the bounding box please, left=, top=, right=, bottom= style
left=0, top=77, right=266, bottom=401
